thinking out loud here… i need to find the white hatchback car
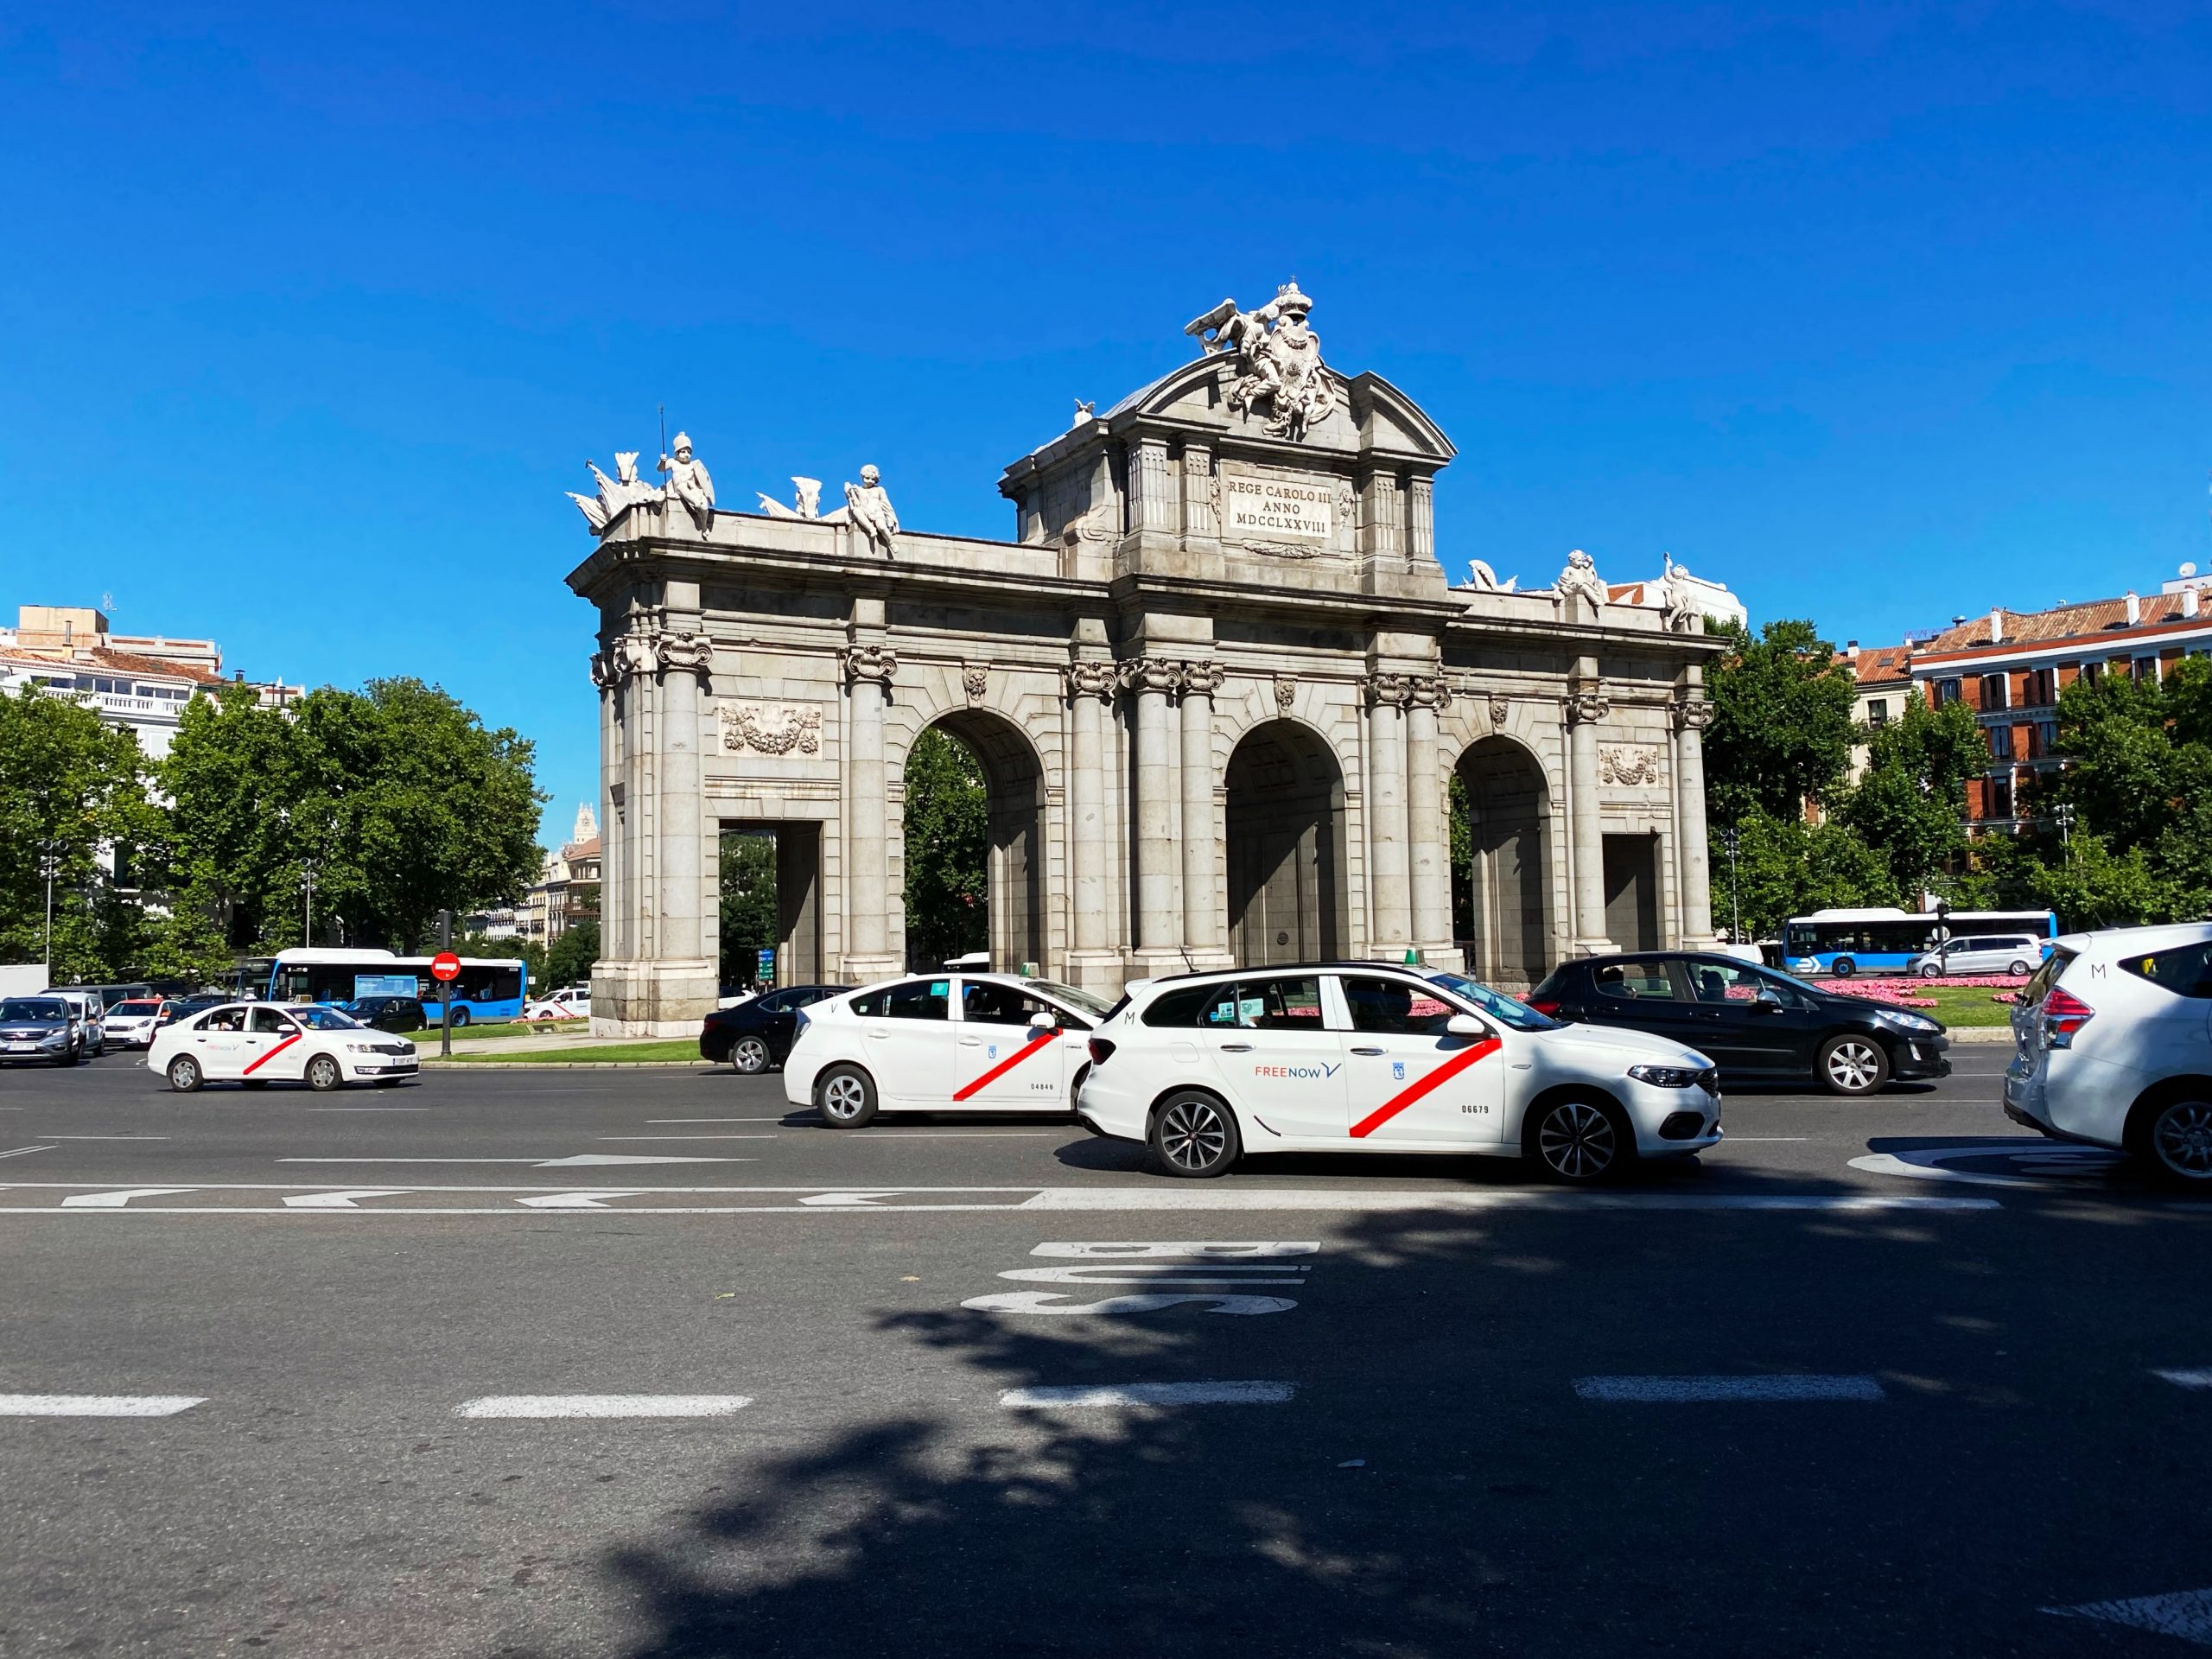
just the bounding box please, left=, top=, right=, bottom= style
left=521, top=986, right=591, bottom=1023
left=1077, top=963, right=1723, bottom=1181
left=102, top=998, right=181, bottom=1050
left=149, top=1002, right=421, bottom=1093
left=1904, top=932, right=2050, bottom=979
left=783, top=973, right=1117, bottom=1125
left=2004, top=923, right=2212, bottom=1185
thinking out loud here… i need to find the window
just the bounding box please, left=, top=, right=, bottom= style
left=1988, top=724, right=2011, bottom=760
left=2078, top=661, right=2101, bottom=684
left=250, top=1007, right=296, bottom=1034
left=1936, top=678, right=1963, bottom=705
left=1141, top=985, right=1225, bottom=1027
left=1866, top=699, right=1890, bottom=727
left=1980, top=672, right=2009, bottom=709
left=2024, top=667, right=2056, bottom=707
left=849, top=979, right=949, bottom=1020
left=2135, top=656, right=2160, bottom=683
left=1340, top=976, right=1459, bottom=1036
left=2119, top=943, right=2212, bottom=999
left=1685, top=960, right=1795, bottom=1007
left=962, top=981, right=1084, bottom=1028
left=2037, top=720, right=2058, bottom=755
left=1986, top=773, right=2014, bottom=818
left=1592, top=961, right=1680, bottom=1001
left=1231, top=976, right=1325, bottom=1029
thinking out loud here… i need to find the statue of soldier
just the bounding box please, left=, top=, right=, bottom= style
left=658, top=431, right=715, bottom=535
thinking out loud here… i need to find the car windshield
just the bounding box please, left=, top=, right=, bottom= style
left=111, top=1001, right=161, bottom=1016
left=0, top=999, right=66, bottom=1021
left=290, top=1007, right=362, bottom=1031
left=1025, top=980, right=1117, bottom=1020
left=1422, top=970, right=1561, bottom=1032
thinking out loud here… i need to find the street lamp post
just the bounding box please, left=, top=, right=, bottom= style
left=1719, top=825, right=1742, bottom=944
left=38, top=847, right=60, bottom=983
left=2055, top=802, right=2076, bottom=862
left=302, top=858, right=318, bottom=947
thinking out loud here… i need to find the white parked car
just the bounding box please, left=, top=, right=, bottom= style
left=1076, top=963, right=1722, bottom=1181
left=46, top=989, right=106, bottom=1057
left=149, top=1002, right=421, bottom=1093
left=2004, top=923, right=2212, bottom=1185
left=521, top=986, right=591, bottom=1023
left=102, top=998, right=181, bottom=1050
left=1904, top=932, right=2050, bottom=979
left=783, top=973, right=1117, bottom=1124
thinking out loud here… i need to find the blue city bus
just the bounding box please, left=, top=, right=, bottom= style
left=264, top=948, right=529, bottom=1026
left=1780, top=908, right=2059, bottom=977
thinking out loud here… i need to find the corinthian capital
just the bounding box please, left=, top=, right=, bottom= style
left=1116, top=656, right=1182, bottom=696
left=588, top=649, right=619, bottom=692
left=1063, top=660, right=1118, bottom=703
left=1361, top=672, right=1415, bottom=710
left=655, top=631, right=715, bottom=679
left=1178, top=659, right=1226, bottom=699
left=840, top=645, right=899, bottom=685
left=1672, top=696, right=1716, bottom=732
left=1408, top=675, right=1452, bottom=711
left=1564, top=689, right=1611, bottom=726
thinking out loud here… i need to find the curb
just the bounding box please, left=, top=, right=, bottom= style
left=1945, top=1027, right=2014, bottom=1046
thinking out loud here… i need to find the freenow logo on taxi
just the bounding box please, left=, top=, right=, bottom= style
left=1253, top=1063, right=1343, bottom=1080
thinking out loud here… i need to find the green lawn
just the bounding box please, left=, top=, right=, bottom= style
left=1834, top=983, right=2020, bottom=1027
left=451, top=1039, right=707, bottom=1065
left=402, top=1020, right=583, bottom=1044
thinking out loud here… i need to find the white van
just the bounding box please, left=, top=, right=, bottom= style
left=1904, top=934, right=2050, bottom=978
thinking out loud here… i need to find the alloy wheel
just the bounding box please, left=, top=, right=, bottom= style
left=1827, top=1040, right=1881, bottom=1093
left=1158, top=1099, right=1230, bottom=1173
left=2152, top=1100, right=2212, bottom=1182
left=822, top=1073, right=869, bottom=1123
left=1538, top=1101, right=1617, bottom=1179
left=733, top=1037, right=772, bottom=1074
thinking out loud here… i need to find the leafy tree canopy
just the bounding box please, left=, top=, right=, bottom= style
left=1702, top=619, right=1857, bottom=824
left=902, top=726, right=987, bottom=969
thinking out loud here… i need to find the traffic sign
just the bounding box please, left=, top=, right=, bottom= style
left=430, top=951, right=461, bottom=982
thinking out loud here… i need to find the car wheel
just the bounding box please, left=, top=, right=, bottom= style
left=449, top=1007, right=470, bottom=1029
left=1819, top=1035, right=1890, bottom=1096
left=1530, top=1096, right=1630, bottom=1183
left=731, top=1036, right=772, bottom=1075
left=1832, top=957, right=1857, bottom=978
left=2008, top=960, right=2031, bottom=976
left=54, top=1048, right=79, bottom=1067
left=167, top=1055, right=203, bottom=1093
left=817, top=1065, right=878, bottom=1128
left=1920, top=963, right=1942, bottom=979
left=306, top=1055, right=344, bottom=1092
left=1148, top=1091, right=1242, bottom=1178
left=2143, top=1095, right=2212, bottom=1187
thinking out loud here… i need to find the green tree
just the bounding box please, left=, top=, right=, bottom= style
left=1834, top=694, right=1982, bottom=902
left=720, top=832, right=779, bottom=986
left=901, top=726, right=987, bottom=969
left=544, top=918, right=600, bottom=992
left=1711, top=807, right=1894, bottom=940
left=1702, top=619, right=1857, bottom=824
left=167, top=677, right=545, bottom=953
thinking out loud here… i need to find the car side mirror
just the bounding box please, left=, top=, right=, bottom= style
left=1446, top=1013, right=1487, bottom=1038
left=1027, top=1009, right=1058, bottom=1032
left=1753, top=988, right=1784, bottom=1013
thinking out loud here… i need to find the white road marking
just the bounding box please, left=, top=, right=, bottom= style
left=647, top=1118, right=785, bottom=1123
left=2044, top=1588, right=2212, bottom=1645
left=1574, top=1375, right=1885, bottom=1402
left=2154, top=1369, right=2212, bottom=1389
left=1032, top=1241, right=1319, bottom=1258
left=280, top=1190, right=411, bottom=1209
left=0, top=1395, right=205, bottom=1416
left=998, top=1265, right=1310, bottom=1286
left=1001, top=1382, right=1295, bottom=1408
left=305, top=1107, right=429, bottom=1112
left=278, top=1154, right=751, bottom=1166
left=598, top=1135, right=779, bottom=1141
left=963, top=1292, right=1299, bottom=1316
left=455, top=1395, right=753, bottom=1419
left=515, top=1191, right=642, bottom=1209
left=59, top=1188, right=194, bottom=1208
left=33, top=1135, right=172, bottom=1141
left=0, top=1145, right=56, bottom=1160
left=798, top=1192, right=902, bottom=1206
left=1851, top=1145, right=2124, bottom=1189
left=1018, top=1190, right=1999, bottom=1212
left=858, top=1132, right=1057, bottom=1138
left=1720, top=1137, right=1808, bottom=1142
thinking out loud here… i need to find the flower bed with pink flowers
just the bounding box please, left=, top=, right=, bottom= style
left=1827, top=976, right=2025, bottom=1009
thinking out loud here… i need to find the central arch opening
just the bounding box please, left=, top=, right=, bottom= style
left=900, top=711, right=1045, bottom=973
left=1452, top=735, right=1552, bottom=988
left=1224, top=719, right=1345, bottom=966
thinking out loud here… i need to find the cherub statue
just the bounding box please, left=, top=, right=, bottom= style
left=658, top=432, right=715, bottom=535
left=1554, top=548, right=1610, bottom=611
left=843, top=464, right=899, bottom=557
left=756, top=477, right=823, bottom=520
left=1659, top=553, right=1703, bottom=632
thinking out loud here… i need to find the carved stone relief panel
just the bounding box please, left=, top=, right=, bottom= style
left=1598, top=746, right=1666, bottom=786
left=719, top=702, right=823, bottom=757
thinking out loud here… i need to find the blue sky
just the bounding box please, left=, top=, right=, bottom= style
left=5, top=3, right=2208, bottom=842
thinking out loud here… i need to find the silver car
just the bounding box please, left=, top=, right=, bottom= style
left=1905, top=933, right=2050, bottom=979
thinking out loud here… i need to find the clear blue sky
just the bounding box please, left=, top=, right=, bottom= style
left=6, top=3, right=2208, bottom=843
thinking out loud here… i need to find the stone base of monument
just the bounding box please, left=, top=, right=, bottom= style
left=589, top=958, right=719, bottom=1040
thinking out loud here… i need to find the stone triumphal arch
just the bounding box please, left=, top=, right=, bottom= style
left=568, top=285, right=1731, bottom=1034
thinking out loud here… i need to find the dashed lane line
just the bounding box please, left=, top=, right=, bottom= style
left=455, top=1395, right=753, bottom=1420
left=0, top=1146, right=56, bottom=1160
left=0, top=1395, right=205, bottom=1417
left=647, top=1118, right=786, bottom=1123
left=597, top=1135, right=779, bottom=1141
left=1574, top=1375, right=1886, bottom=1402
left=1001, top=1382, right=1296, bottom=1408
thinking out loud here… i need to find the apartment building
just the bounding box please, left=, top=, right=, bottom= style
left=520, top=804, right=603, bottom=943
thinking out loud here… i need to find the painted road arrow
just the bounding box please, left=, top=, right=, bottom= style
left=514, top=1191, right=643, bottom=1209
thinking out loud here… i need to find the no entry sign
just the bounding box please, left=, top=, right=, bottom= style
left=429, top=951, right=461, bottom=982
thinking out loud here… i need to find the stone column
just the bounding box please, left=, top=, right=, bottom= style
left=1123, top=657, right=1180, bottom=957
left=842, top=645, right=899, bottom=981
left=1358, top=468, right=1402, bottom=564
left=1672, top=683, right=1719, bottom=947
left=1064, top=661, right=1117, bottom=973
left=1180, top=442, right=1217, bottom=542
left=1179, top=661, right=1224, bottom=957
left=589, top=648, right=623, bottom=962
left=1407, top=477, right=1435, bottom=569
left=1567, top=684, right=1615, bottom=956
left=1128, top=438, right=1174, bottom=536
left=1364, top=675, right=1412, bottom=956
left=1407, top=677, right=1451, bottom=959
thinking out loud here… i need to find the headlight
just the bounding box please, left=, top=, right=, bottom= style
left=1881, top=1011, right=1939, bottom=1033
left=39, top=1031, right=67, bottom=1046
left=1628, top=1063, right=1702, bottom=1088
left=345, top=1042, right=378, bottom=1053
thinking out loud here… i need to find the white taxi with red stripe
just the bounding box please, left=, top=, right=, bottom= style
left=1075, top=964, right=1721, bottom=1181
left=148, top=1002, right=421, bottom=1094
left=781, top=974, right=1116, bottom=1127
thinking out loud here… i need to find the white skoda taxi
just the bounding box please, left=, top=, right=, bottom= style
left=782, top=973, right=1117, bottom=1125
left=149, top=1002, right=421, bottom=1093
left=1076, top=964, right=1722, bottom=1181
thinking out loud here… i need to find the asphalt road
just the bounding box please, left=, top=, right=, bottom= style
left=3, top=1044, right=2209, bottom=1657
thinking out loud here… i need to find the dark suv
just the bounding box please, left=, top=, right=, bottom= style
left=1527, top=952, right=1952, bottom=1096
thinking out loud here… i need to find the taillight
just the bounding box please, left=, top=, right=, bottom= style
left=1526, top=996, right=1564, bottom=1016
left=2041, top=987, right=2094, bottom=1049
left=1087, top=1037, right=1116, bottom=1066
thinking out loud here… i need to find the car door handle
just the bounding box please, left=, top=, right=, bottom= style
left=1349, top=1046, right=1385, bottom=1056
left=959, top=1038, right=982, bottom=1046
left=1218, top=1042, right=1253, bottom=1053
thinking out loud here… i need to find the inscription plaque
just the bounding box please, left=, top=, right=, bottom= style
left=1223, top=474, right=1334, bottom=543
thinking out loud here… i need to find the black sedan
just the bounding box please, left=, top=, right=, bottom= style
left=1525, top=951, right=1951, bottom=1096
left=700, top=985, right=846, bottom=1073
left=343, top=995, right=429, bottom=1034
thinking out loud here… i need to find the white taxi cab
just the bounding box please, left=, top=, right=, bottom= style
left=149, top=1002, right=421, bottom=1093
left=1076, top=963, right=1723, bottom=1182
left=782, top=973, right=1117, bottom=1125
